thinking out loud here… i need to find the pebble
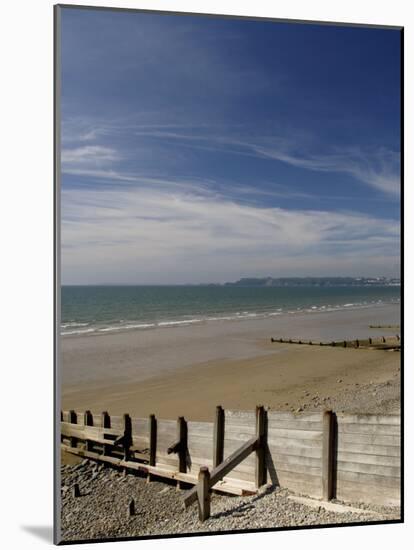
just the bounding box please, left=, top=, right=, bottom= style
left=60, top=460, right=397, bottom=541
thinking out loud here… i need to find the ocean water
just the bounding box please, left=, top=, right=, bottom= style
left=61, top=285, right=400, bottom=336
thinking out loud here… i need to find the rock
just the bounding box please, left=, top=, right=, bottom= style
left=337, top=379, right=342, bottom=383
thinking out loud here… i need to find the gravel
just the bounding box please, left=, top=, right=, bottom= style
left=60, top=461, right=400, bottom=542
left=295, top=373, right=401, bottom=415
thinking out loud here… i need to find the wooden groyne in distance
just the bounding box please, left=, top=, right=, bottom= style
left=61, top=406, right=401, bottom=521
left=270, top=335, right=400, bottom=350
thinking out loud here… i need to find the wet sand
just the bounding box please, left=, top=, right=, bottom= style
left=61, top=303, right=400, bottom=421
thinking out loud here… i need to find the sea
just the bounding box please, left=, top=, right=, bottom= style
left=61, top=285, right=400, bottom=336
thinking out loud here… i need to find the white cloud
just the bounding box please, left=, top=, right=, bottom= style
left=61, top=184, right=400, bottom=284
left=245, top=142, right=400, bottom=197
left=61, top=145, right=120, bottom=166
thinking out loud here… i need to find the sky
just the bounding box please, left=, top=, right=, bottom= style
left=60, top=7, right=401, bottom=285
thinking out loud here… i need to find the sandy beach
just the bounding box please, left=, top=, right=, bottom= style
left=61, top=303, right=400, bottom=421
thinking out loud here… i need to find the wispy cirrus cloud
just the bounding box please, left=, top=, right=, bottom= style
left=244, top=141, right=400, bottom=196
left=61, top=183, right=400, bottom=284
left=61, top=117, right=400, bottom=201
left=62, top=145, right=121, bottom=166
left=128, top=128, right=400, bottom=197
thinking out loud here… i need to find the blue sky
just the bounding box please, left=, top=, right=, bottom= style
left=60, top=7, right=401, bottom=284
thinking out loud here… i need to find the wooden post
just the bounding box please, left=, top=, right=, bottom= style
left=177, top=417, right=187, bottom=473
left=255, top=405, right=267, bottom=488
left=84, top=410, right=93, bottom=451
left=128, top=499, right=135, bottom=517
left=322, top=410, right=334, bottom=501
left=147, top=414, right=157, bottom=483
left=197, top=466, right=211, bottom=521
left=382, top=336, right=386, bottom=343
left=101, top=411, right=111, bottom=428
left=101, top=411, right=111, bottom=456
left=123, top=413, right=132, bottom=462
left=343, top=341, right=347, bottom=348
left=69, top=410, right=77, bottom=448
left=213, top=406, right=225, bottom=468
left=149, top=414, right=157, bottom=466
left=369, top=338, right=372, bottom=345
left=355, top=339, right=359, bottom=348
left=72, top=483, right=80, bottom=498
left=175, top=416, right=187, bottom=489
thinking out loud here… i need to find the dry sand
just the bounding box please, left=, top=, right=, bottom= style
left=61, top=303, right=400, bottom=422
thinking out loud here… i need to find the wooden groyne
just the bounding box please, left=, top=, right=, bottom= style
left=270, top=335, right=400, bottom=350
left=61, top=406, right=401, bottom=521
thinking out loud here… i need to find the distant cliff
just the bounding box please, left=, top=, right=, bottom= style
left=223, top=277, right=400, bottom=287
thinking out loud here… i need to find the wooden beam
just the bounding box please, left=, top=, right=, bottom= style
left=255, top=405, right=267, bottom=488
left=213, top=405, right=225, bottom=468
left=322, top=410, right=335, bottom=501
left=184, top=436, right=258, bottom=508
left=197, top=467, right=211, bottom=521
left=61, top=443, right=258, bottom=497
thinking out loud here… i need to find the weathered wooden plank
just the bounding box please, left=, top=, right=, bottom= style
left=337, top=433, right=400, bottom=447
left=131, top=418, right=148, bottom=438
left=336, top=470, right=401, bottom=488
left=336, top=441, right=400, bottom=457
left=92, top=414, right=102, bottom=427
left=61, top=423, right=121, bottom=438
left=109, top=415, right=124, bottom=429
left=267, top=442, right=323, bottom=458
left=131, top=436, right=150, bottom=448
left=337, top=461, right=400, bottom=479
left=335, top=479, right=401, bottom=506
left=75, top=411, right=85, bottom=424
left=267, top=460, right=322, bottom=477
left=337, top=423, right=401, bottom=436
left=187, top=421, right=214, bottom=436
left=157, top=424, right=179, bottom=439
left=226, top=410, right=255, bottom=420
left=337, top=414, right=400, bottom=425
left=225, top=430, right=322, bottom=441
left=268, top=421, right=324, bottom=432
left=267, top=452, right=322, bottom=469
left=337, top=451, right=401, bottom=468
